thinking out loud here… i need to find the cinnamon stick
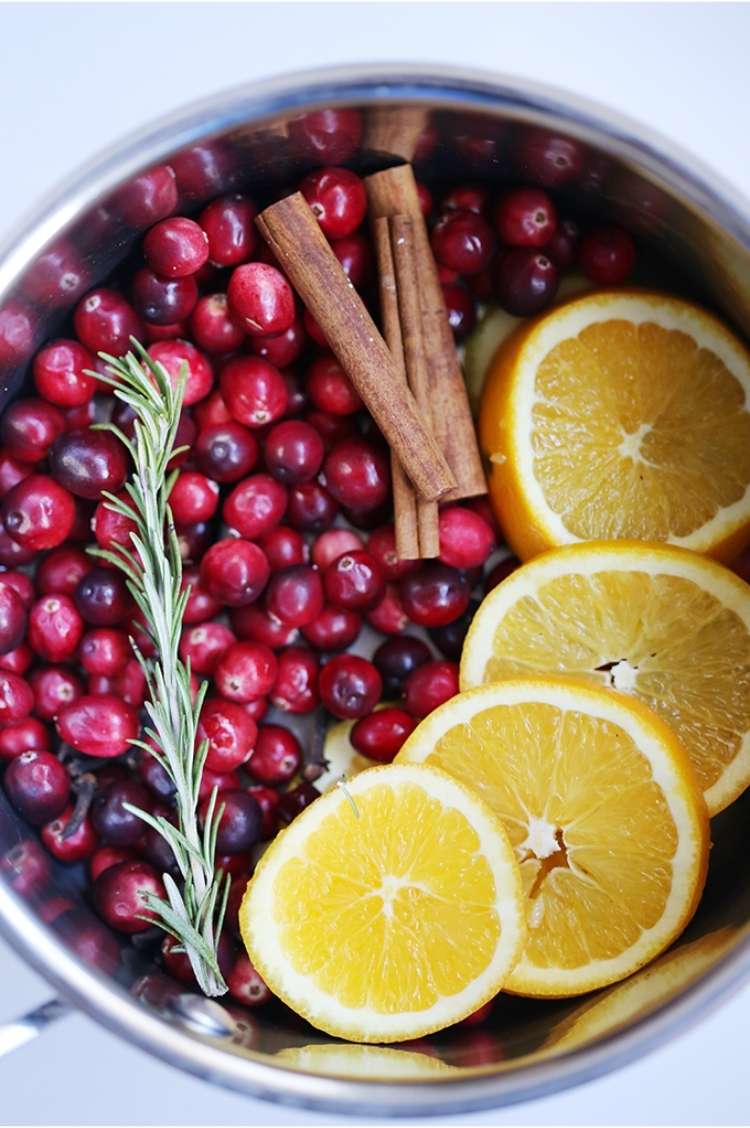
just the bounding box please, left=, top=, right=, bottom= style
left=373, top=217, right=420, bottom=560
left=364, top=165, right=487, bottom=501
left=256, top=193, right=455, bottom=504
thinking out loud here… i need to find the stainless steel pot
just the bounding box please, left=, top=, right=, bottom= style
left=1, top=65, right=750, bottom=1118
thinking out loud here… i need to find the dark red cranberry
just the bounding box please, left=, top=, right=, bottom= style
left=227, top=953, right=271, bottom=1005
left=323, top=550, right=384, bottom=611
left=28, top=594, right=83, bottom=662
left=194, top=390, right=231, bottom=428
left=195, top=422, right=258, bottom=485
left=323, top=438, right=389, bottom=512
left=198, top=698, right=257, bottom=772
left=483, top=557, right=519, bottom=596
left=416, top=181, right=433, bottom=215
left=367, top=584, right=409, bottom=634
left=179, top=566, right=220, bottom=625
left=220, top=357, right=289, bottom=428
left=247, top=785, right=280, bottom=840
left=319, top=654, right=381, bottom=720
left=350, top=708, right=416, bottom=763
left=190, top=293, right=246, bottom=354
left=287, top=481, right=338, bottom=533
left=132, top=267, right=198, bottom=326
left=302, top=605, right=361, bottom=652
left=142, top=320, right=186, bottom=343
left=92, top=779, right=151, bottom=845
left=75, top=568, right=130, bottom=627
left=176, top=519, right=216, bottom=564
left=431, top=210, right=496, bottom=275
left=21, top=240, right=88, bottom=309
left=0, top=839, right=50, bottom=899
left=0, top=571, right=33, bottom=608
left=300, top=167, right=367, bottom=239
left=442, top=185, right=488, bottom=214
left=372, top=635, right=432, bottom=696
left=200, top=789, right=262, bottom=853
left=0, top=716, right=49, bottom=760
left=0, top=582, right=26, bottom=654
left=143, top=217, right=209, bottom=278
left=270, top=647, right=319, bottom=714
left=579, top=225, right=636, bottom=285
left=171, top=141, right=237, bottom=203
left=223, top=475, right=287, bottom=540
left=92, top=491, right=137, bottom=551
left=306, top=355, right=362, bottom=416
left=56, top=908, right=120, bottom=974
left=4, top=749, right=70, bottom=824
left=257, top=527, right=306, bottom=573
left=79, top=628, right=129, bottom=677
left=438, top=506, right=496, bottom=569
left=277, top=781, right=320, bottom=825
left=0, top=450, right=31, bottom=495
left=0, top=474, right=75, bottom=551
left=199, top=194, right=256, bottom=266
left=0, top=300, right=36, bottom=371
left=33, top=340, right=96, bottom=407
left=400, top=563, right=470, bottom=628
left=264, top=565, right=324, bottom=628
left=495, top=249, right=559, bottom=316
left=1, top=398, right=64, bottom=463
left=495, top=188, right=557, bottom=248
left=214, top=641, right=278, bottom=704
left=442, top=282, right=477, bottom=337
left=330, top=232, right=372, bottom=288
left=429, top=599, right=479, bottom=660
left=248, top=724, right=301, bottom=785
left=179, top=621, right=235, bottom=675
left=93, top=861, right=165, bottom=933
left=90, top=845, right=137, bottom=882
left=148, top=339, right=213, bottom=406
left=198, top=766, right=241, bottom=803
left=404, top=660, right=459, bottom=717
left=116, top=164, right=177, bottom=227
left=139, top=824, right=180, bottom=877
left=162, top=930, right=235, bottom=985
left=57, top=694, right=138, bottom=757
left=544, top=217, right=581, bottom=270
left=29, top=665, right=82, bottom=721
left=134, top=749, right=176, bottom=804
left=516, top=128, right=584, bottom=187
left=74, top=289, right=142, bottom=356
left=311, top=528, right=362, bottom=569
left=227, top=263, right=295, bottom=337
left=0, top=527, right=35, bottom=566
left=230, top=605, right=298, bottom=649
left=41, top=806, right=98, bottom=863
left=50, top=428, right=127, bottom=500
left=264, top=420, right=325, bottom=485
left=0, top=642, right=31, bottom=674
left=250, top=316, right=307, bottom=369
left=366, top=525, right=420, bottom=582
left=199, top=538, right=270, bottom=607
left=289, top=108, right=362, bottom=164
left=168, top=471, right=219, bottom=525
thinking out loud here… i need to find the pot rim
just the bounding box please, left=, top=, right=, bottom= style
left=1, top=63, right=750, bottom=1116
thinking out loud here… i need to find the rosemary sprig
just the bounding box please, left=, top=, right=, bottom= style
left=90, top=340, right=229, bottom=997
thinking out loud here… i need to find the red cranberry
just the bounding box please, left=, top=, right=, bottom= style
left=287, top=481, right=338, bottom=533
left=544, top=217, right=581, bottom=270
left=28, top=594, right=83, bottom=662
left=227, top=953, right=271, bottom=1006
left=248, top=724, right=301, bottom=785
left=264, top=565, right=324, bottom=628
left=404, top=660, right=459, bottom=717
left=442, top=282, right=477, bottom=337
left=300, top=167, right=367, bottom=239
left=331, top=232, right=372, bottom=288
left=306, top=355, right=362, bottom=416
left=143, top=320, right=186, bottom=344
left=21, top=240, right=88, bottom=309
left=495, top=188, right=557, bottom=247
left=75, top=568, right=130, bottom=626
left=190, top=293, right=246, bottom=354
left=323, top=550, right=384, bottom=611
left=162, top=930, right=235, bottom=985
left=516, top=128, right=584, bottom=187
left=115, top=164, right=177, bottom=227
left=0, top=527, right=35, bottom=566
left=1, top=398, right=64, bottom=463
left=0, top=716, right=49, bottom=760
left=0, top=582, right=26, bottom=654
left=372, top=636, right=432, bottom=696
left=305, top=413, right=357, bottom=458
left=289, top=109, right=362, bottom=164
left=579, top=225, right=636, bottom=285
left=247, top=785, right=280, bottom=840
left=442, top=184, right=488, bottom=214
left=264, top=420, right=324, bottom=485
left=244, top=697, right=268, bottom=722
left=0, top=839, right=50, bottom=899
left=0, top=300, right=36, bottom=371
left=0, top=643, right=31, bottom=674
left=50, top=428, right=127, bottom=500
left=29, top=665, right=82, bottom=720
left=258, top=525, right=307, bottom=571
left=198, top=766, right=241, bottom=803
left=195, top=421, right=258, bottom=485
left=221, top=357, right=289, bottom=428
left=33, top=340, right=96, bottom=407
left=0, top=450, right=31, bottom=495
left=199, top=538, right=270, bottom=607
left=415, top=181, right=433, bottom=216
left=135, top=747, right=176, bottom=803
left=92, top=779, right=151, bottom=845
left=179, top=566, right=220, bottom=625
left=431, top=210, right=496, bottom=275
left=171, top=141, right=236, bottom=203
left=79, top=628, right=129, bottom=677
left=350, top=708, right=416, bottom=763
left=400, top=563, right=470, bottom=628
left=132, top=267, right=198, bottom=326
left=277, top=781, right=320, bottom=825
left=201, top=788, right=262, bottom=853
left=230, top=605, right=298, bottom=649
left=42, top=806, right=98, bottom=863
left=168, top=471, right=219, bottom=525
left=250, top=316, right=307, bottom=369
left=429, top=599, right=479, bottom=660
left=319, top=654, right=382, bottom=720
left=223, top=475, right=287, bottom=540
left=90, top=845, right=137, bottom=881
left=194, top=390, right=232, bottom=428
left=4, top=749, right=70, bottom=824
left=93, top=861, right=165, bottom=933
left=57, top=694, right=138, bottom=757
left=302, top=604, right=361, bottom=651
left=179, top=621, right=235, bottom=676
left=367, top=525, right=420, bottom=582
left=74, top=289, right=142, bottom=356
left=0, top=571, right=33, bottom=608
left=311, top=528, right=362, bottom=569
left=143, top=217, right=209, bottom=278
left=367, top=584, right=409, bottom=634
left=148, top=340, right=213, bottom=406
left=270, top=647, right=319, bottom=713
left=438, top=506, right=496, bottom=569
left=94, top=658, right=146, bottom=708
left=323, top=438, right=389, bottom=512
left=198, top=698, right=257, bottom=772
left=214, top=641, right=278, bottom=703
left=227, top=263, right=295, bottom=337
left=199, top=194, right=256, bottom=266
left=495, top=249, right=559, bottom=316
left=92, top=491, right=137, bottom=551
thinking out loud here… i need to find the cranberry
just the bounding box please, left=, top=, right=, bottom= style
left=579, top=225, right=636, bottom=285
left=483, top=555, right=520, bottom=593
left=404, top=660, right=459, bottom=717
left=250, top=316, right=307, bottom=369
left=0, top=300, right=36, bottom=371
left=223, top=475, right=287, bottom=541
left=74, top=289, right=142, bottom=356
left=198, top=766, right=241, bottom=803
left=495, top=188, right=557, bottom=248
left=302, top=603, right=362, bottom=651
left=78, top=628, right=129, bottom=677
left=442, top=185, right=488, bottom=214
left=544, top=217, right=581, bottom=270
left=0, top=716, right=49, bottom=760
left=300, top=167, right=367, bottom=239
left=319, top=654, right=381, bottom=720
left=287, top=481, right=338, bottom=532
left=246, top=724, right=299, bottom=785
left=431, top=210, right=496, bottom=275
left=29, top=665, right=82, bottom=720
left=221, top=356, right=289, bottom=429
left=194, top=390, right=232, bottom=429
left=148, top=340, right=213, bottom=406
left=93, top=861, right=165, bottom=933
left=322, top=549, right=384, bottom=612
left=367, top=583, right=409, bottom=634
left=203, top=789, right=262, bottom=854
left=400, top=564, right=470, bottom=628
left=0, top=571, right=33, bottom=608
left=0, top=450, right=31, bottom=495
left=289, top=108, right=362, bottom=165
left=230, top=605, right=298, bottom=649
left=92, top=491, right=137, bottom=552
left=331, top=232, right=372, bottom=288
left=227, top=263, right=295, bottom=337
left=49, top=429, right=127, bottom=501
left=495, top=249, right=559, bottom=316
left=90, top=845, right=137, bottom=882
left=143, top=217, right=209, bottom=278
left=442, top=282, right=477, bottom=337
left=438, top=506, right=496, bottom=569
left=41, top=806, right=98, bottom=863
left=171, top=142, right=237, bottom=203
left=306, top=355, right=362, bottom=416
left=27, top=594, right=83, bottom=662
left=199, top=538, right=269, bottom=608
left=366, top=525, right=420, bottom=582
left=167, top=471, right=219, bottom=525
left=214, top=641, right=278, bottom=703
left=0, top=582, right=26, bottom=654
left=199, top=194, right=256, bottom=266
left=115, top=164, right=177, bottom=228
left=0, top=643, right=31, bottom=675
left=429, top=599, right=479, bottom=660
left=350, top=708, right=416, bottom=763
left=178, top=567, right=219, bottom=626
left=323, top=438, right=389, bottom=512
left=263, top=421, right=324, bottom=485
left=1, top=398, right=64, bottom=463
left=310, top=528, right=361, bottom=570
left=264, top=565, right=324, bottom=628
left=195, top=421, right=258, bottom=484
left=178, top=622, right=234, bottom=676
left=56, top=909, right=120, bottom=974
left=247, top=785, right=280, bottom=840
left=227, top=953, right=271, bottom=1006
left=75, top=568, right=130, bottom=626
left=162, top=930, right=235, bottom=985
left=57, top=694, right=138, bottom=757
left=270, top=647, right=319, bottom=713
left=33, top=339, right=96, bottom=408
left=190, top=293, right=246, bottom=354
left=92, top=779, right=151, bottom=845
left=516, top=128, right=584, bottom=187
left=258, top=525, right=307, bottom=571
left=132, top=267, right=198, bottom=326
left=21, top=240, right=88, bottom=309
left=0, top=527, right=35, bottom=566
left=198, top=698, right=257, bottom=772
left=277, top=781, right=321, bottom=824
left=415, top=181, right=433, bottom=216
left=0, top=839, right=50, bottom=899
left=4, top=749, right=70, bottom=824
left=103, top=658, right=146, bottom=708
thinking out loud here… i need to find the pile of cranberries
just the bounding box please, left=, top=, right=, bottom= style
left=0, top=134, right=637, bottom=1018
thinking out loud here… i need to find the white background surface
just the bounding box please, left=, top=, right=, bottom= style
left=0, top=3, right=749, bottom=1124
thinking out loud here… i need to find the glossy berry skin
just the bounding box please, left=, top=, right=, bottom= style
left=404, top=660, right=460, bottom=718
left=442, top=184, right=488, bottom=214
left=258, top=525, right=307, bottom=571
left=201, top=789, right=262, bottom=854
left=331, top=232, right=372, bottom=288
left=93, top=861, right=165, bottom=933
left=250, top=316, right=307, bottom=369
left=57, top=694, right=138, bottom=758
left=350, top=708, right=416, bottom=763
left=264, top=421, right=325, bottom=485
left=230, top=605, right=299, bottom=649
left=0, top=582, right=26, bottom=654
left=438, top=506, right=496, bottom=569
left=221, top=357, right=289, bottom=429
left=28, top=594, right=83, bottom=662
left=495, top=188, right=557, bottom=247
left=143, top=217, right=209, bottom=278
left=199, top=538, right=270, bottom=607
left=429, top=599, right=479, bottom=661
left=0, top=570, right=32, bottom=607
left=0, top=716, right=50, bottom=760
left=190, top=293, right=246, bottom=354
left=178, top=621, right=236, bottom=675
left=214, top=641, right=278, bottom=703
left=265, top=565, right=324, bottom=627
left=195, top=421, right=258, bottom=484
left=90, top=845, right=137, bottom=882
left=323, top=438, right=390, bottom=512
left=227, top=263, right=295, bottom=336
left=544, top=217, right=581, bottom=269
left=277, top=781, right=321, bottom=825
left=270, top=647, right=319, bottom=714
left=323, top=550, right=384, bottom=611
left=199, top=194, right=256, bottom=266
left=247, top=785, right=280, bottom=840
left=300, top=167, right=367, bottom=239
left=287, top=481, right=338, bottom=533
left=223, top=474, right=287, bottom=540
left=400, top=563, right=471, bottom=628
left=289, top=108, right=362, bottom=165
left=306, top=355, right=362, bottom=416
left=305, top=409, right=356, bottom=451
left=92, top=779, right=151, bottom=846
left=495, top=249, right=559, bottom=316
left=92, top=491, right=137, bottom=552
left=36, top=546, right=90, bottom=596
left=515, top=128, right=584, bottom=187
left=311, top=528, right=363, bottom=570
left=73, top=289, right=142, bottom=356
left=4, top=749, right=70, bottom=824
left=148, top=340, right=213, bottom=406
left=249, top=724, right=301, bottom=785
left=431, top=210, right=496, bottom=275
left=197, top=698, right=257, bottom=772
left=29, top=665, right=82, bottom=721
left=33, top=339, right=96, bottom=407
left=75, top=568, right=130, bottom=626
left=168, top=471, right=219, bottom=524
left=442, top=282, right=477, bottom=337
left=0, top=642, right=31, bottom=675
left=180, top=566, right=222, bottom=625
left=366, top=525, right=420, bottom=582
left=1, top=398, right=64, bottom=463
left=115, top=163, right=177, bottom=228
left=137, top=750, right=176, bottom=803
left=50, top=429, right=128, bottom=500
left=0, top=527, right=36, bottom=567
left=319, top=654, right=382, bottom=720
left=0, top=450, right=31, bottom=495
left=367, top=583, right=409, bottom=634
left=579, top=225, right=636, bottom=285
left=132, top=267, right=198, bottom=326
left=302, top=605, right=361, bottom=652
left=42, top=807, right=98, bottom=863
left=227, top=953, right=271, bottom=1006
left=0, top=839, right=51, bottom=900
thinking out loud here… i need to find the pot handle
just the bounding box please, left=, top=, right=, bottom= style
left=0, top=997, right=71, bottom=1058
